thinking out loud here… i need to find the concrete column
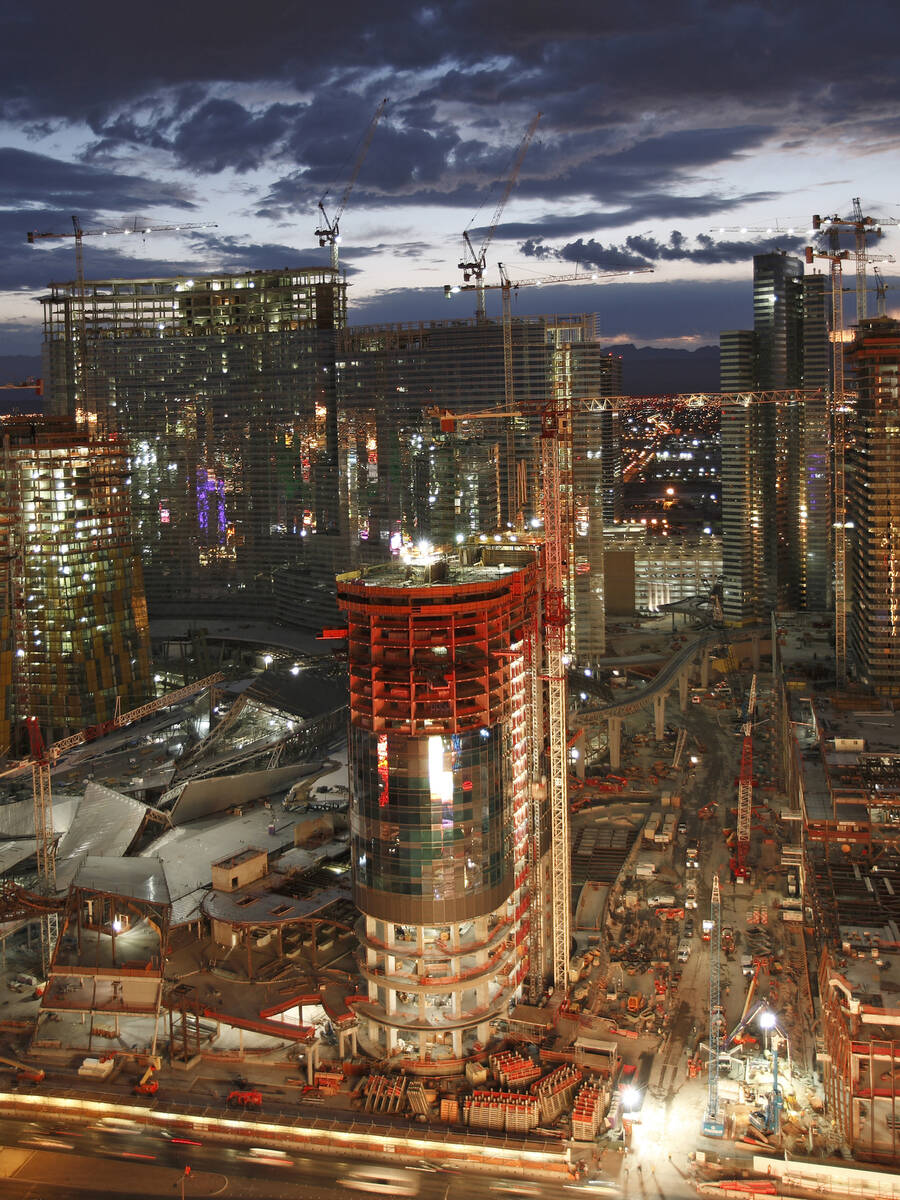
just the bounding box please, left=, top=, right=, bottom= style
left=700, top=649, right=710, bottom=689
left=387, top=1025, right=397, bottom=1053
left=368, top=978, right=378, bottom=1002
left=608, top=716, right=622, bottom=769
left=654, top=692, right=666, bottom=741
left=306, top=1042, right=318, bottom=1084
left=419, top=992, right=427, bottom=1021
left=752, top=634, right=761, bottom=672
left=418, top=1031, right=427, bottom=1060
left=386, top=986, right=396, bottom=1015
left=678, top=671, right=689, bottom=712
left=477, top=1020, right=490, bottom=1047
left=452, top=1027, right=463, bottom=1058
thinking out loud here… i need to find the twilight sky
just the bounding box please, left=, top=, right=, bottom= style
left=2, top=0, right=899, bottom=356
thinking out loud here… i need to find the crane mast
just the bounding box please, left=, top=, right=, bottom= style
left=703, top=873, right=725, bottom=1136
left=807, top=232, right=851, bottom=686
left=458, top=112, right=541, bottom=320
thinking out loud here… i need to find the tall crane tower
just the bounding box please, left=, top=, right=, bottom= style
left=814, top=198, right=898, bottom=322
left=807, top=236, right=851, bottom=687
left=873, top=266, right=890, bottom=317
left=733, top=673, right=757, bottom=882
left=315, top=98, right=388, bottom=273
left=458, top=112, right=541, bottom=321
left=703, top=873, right=725, bottom=1137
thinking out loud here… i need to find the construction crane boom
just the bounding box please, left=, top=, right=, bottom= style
left=27, top=218, right=217, bottom=292
left=315, top=98, right=388, bottom=273
left=459, top=112, right=541, bottom=320
left=814, top=199, right=898, bottom=323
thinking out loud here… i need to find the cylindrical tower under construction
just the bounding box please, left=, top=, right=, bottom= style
left=337, top=550, right=541, bottom=1065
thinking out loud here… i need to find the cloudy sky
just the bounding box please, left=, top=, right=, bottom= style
left=1, top=0, right=899, bottom=356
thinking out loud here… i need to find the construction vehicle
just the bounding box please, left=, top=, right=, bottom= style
left=0, top=1056, right=45, bottom=1084
left=227, top=1089, right=263, bottom=1109
left=133, top=1059, right=160, bottom=1096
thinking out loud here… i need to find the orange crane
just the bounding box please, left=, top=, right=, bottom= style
left=315, top=98, right=388, bottom=273
left=0, top=379, right=42, bottom=395
left=458, top=112, right=541, bottom=321
left=3, top=672, right=224, bottom=974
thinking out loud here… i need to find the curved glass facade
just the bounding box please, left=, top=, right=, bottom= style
left=350, top=724, right=513, bottom=924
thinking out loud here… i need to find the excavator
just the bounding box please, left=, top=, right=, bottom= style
left=133, top=1056, right=161, bottom=1096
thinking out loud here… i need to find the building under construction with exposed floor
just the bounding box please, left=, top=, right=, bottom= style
left=337, top=547, right=549, bottom=1065
left=42, top=276, right=623, bottom=658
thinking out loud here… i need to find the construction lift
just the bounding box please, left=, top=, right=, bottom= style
left=702, top=873, right=725, bottom=1137
left=315, top=98, right=388, bottom=273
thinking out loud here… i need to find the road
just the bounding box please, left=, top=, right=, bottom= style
left=0, top=1108, right=719, bottom=1199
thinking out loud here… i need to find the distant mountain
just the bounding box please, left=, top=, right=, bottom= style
left=604, top=344, right=720, bottom=396
left=0, top=355, right=43, bottom=414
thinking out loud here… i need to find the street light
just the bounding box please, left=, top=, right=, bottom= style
left=621, top=1084, right=641, bottom=1110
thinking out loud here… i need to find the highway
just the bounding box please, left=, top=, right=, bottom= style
left=0, top=1108, right=720, bottom=1199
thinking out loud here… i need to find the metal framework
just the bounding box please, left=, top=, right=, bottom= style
left=735, top=673, right=757, bottom=879
left=703, top=873, right=724, bottom=1136
left=541, top=402, right=571, bottom=995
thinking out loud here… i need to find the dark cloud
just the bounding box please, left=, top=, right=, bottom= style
left=0, top=148, right=196, bottom=211
left=522, top=231, right=808, bottom=270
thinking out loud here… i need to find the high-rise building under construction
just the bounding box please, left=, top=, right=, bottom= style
left=0, top=416, right=151, bottom=753
left=42, top=269, right=347, bottom=626
left=44, top=278, right=623, bottom=658
left=846, top=317, right=900, bottom=696
left=337, top=549, right=546, bottom=1062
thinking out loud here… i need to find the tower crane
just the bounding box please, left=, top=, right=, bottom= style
left=458, top=112, right=541, bottom=321
left=702, top=873, right=725, bottom=1137
left=27, top=217, right=218, bottom=293
left=0, top=379, right=42, bottom=394
left=806, top=236, right=852, bottom=687
left=1, top=672, right=225, bottom=975
left=814, top=198, right=898, bottom=323
left=315, top=98, right=388, bottom=273
left=732, top=672, right=756, bottom=883
left=873, top=266, right=891, bottom=318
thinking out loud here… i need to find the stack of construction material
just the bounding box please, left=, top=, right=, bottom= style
left=315, top=1070, right=343, bottom=1095
left=465, top=1059, right=488, bottom=1085
left=440, top=1096, right=460, bottom=1123
left=747, top=905, right=769, bottom=925
left=465, top=1089, right=540, bottom=1133
left=531, top=1063, right=582, bottom=1123
left=571, top=1081, right=606, bottom=1141
left=362, top=1073, right=408, bottom=1113
left=407, top=1079, right=430, bottom=1115
left=490, top=1049, right=541, bottom=1087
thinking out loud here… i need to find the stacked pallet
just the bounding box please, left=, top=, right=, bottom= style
left=440, top=1096, right=460, bottom=1123
left=490, top=1049, right=541, bottom=1087
left=362, top=1073, right=407, bottom=1113
left=747, top=905, right=769, bottom=925
left=407, top=1079, right=430, bottom=1115
left=315, top=1070, right=343, bottom=1095
left=571, top=1081, right=606, bottom=1141
left=531, top=1063, right=582, bottom=1123
left=465, top=1089, right=540, bottom=1133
